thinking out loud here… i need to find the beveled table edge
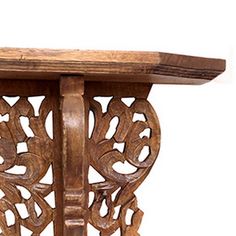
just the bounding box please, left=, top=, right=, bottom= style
left=0, top=47, right=226, bottom=84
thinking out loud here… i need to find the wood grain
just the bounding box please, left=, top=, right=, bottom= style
left=0, top=81, right=62, bottom=235
left=60, top=76, right=89, bottom=236
left=0, top=48, right=225, bottom=84
left=0, top=48, right=226, bottom=236
left=86, top=82, right=161, bottom=235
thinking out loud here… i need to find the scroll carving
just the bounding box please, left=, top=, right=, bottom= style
left=0, top=80, right=161, bottom=236
left=0, top=95, right=56, bottom=235
left=87, top=95, right=161, bottom=235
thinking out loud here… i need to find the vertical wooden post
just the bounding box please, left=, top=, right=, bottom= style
left=60, top=76, right=89, bottom=236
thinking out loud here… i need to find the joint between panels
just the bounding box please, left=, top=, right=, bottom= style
left=60, top=75, right=85, bottom=96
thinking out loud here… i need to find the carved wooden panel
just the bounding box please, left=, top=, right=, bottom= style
left=86, top=83, right=161, bottom=235
left=0, top=81, right=62, bottom=236
left=0, top=80, right=160, bottom=236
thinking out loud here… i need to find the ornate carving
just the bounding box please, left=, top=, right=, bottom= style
left=0, top=95, right=55, bottom=235
left=0, top=48, right=225, bottom=236
left=87, top=95, right=161, bottom=235
left=0, top=79, right=161, bottom=236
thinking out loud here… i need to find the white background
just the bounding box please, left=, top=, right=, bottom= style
left=0, top=0, right=235, bottom=235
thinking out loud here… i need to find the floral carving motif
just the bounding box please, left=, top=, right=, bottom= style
left=88, top=97, right=161, bottom=235
left=0, top=96, right=55, bottom=235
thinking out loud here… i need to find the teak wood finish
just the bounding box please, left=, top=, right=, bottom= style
left=0, top=48, right=225, bottom=236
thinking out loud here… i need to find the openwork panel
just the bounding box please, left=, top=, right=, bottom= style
left=0, top=82, right=60, bottom=236
left=87, top=88, right=161, bottom=236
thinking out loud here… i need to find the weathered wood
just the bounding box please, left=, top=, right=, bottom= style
left=86, top=83, right=161, bottom=235
left=85, top=81, right=152, bottom=98
left=52, top=82, right=64, bottom=236
left=0, top=81, right=63, bottom=235
left=0, top=79, right=57, bottom=96
left=0, top=48, right=225, bottom=84
left=0, top=48, right=226, bottom=236
left=60, top=76, right=89, bottom=236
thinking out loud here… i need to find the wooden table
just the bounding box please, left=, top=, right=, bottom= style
left=0, top=48, right=225, bottom=236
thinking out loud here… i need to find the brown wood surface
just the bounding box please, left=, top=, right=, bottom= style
left=0, top=48, right=226, bottom=235
left=0, top=80, right=63, bottom=235
left=60, top=77, right=89, bottom=236
left=0, top=48, right=225, bottom=84
left=86, top=82, right=161, bottom=235
left=0, top=78, right=161, bottom=236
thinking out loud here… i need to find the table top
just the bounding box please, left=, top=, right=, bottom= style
left=0, top=47, right=225, bottom=85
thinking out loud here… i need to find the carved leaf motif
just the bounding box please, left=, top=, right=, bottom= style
left=0, top=96, right=55, bottom=236
left=88, top=96, right=161, bottom=235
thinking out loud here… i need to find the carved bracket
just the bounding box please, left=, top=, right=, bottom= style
left=60, top=77, right=89, bottom=236
left=0, top=79, right=160, bottom=236
left=86, top=82, right=161, bottom=235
